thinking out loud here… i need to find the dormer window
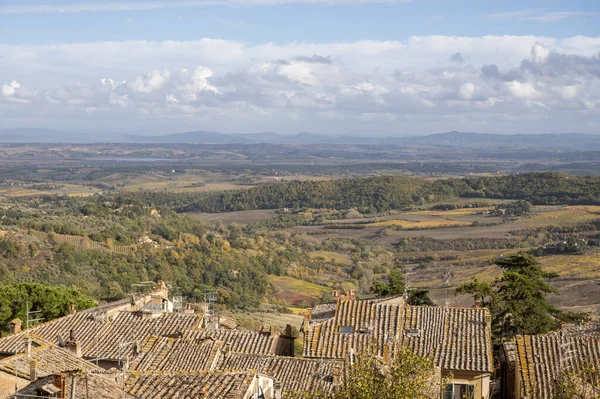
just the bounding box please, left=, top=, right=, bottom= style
left=358, top=327, right=369, bottom=334
left=338, top=326, right=353, bottom=334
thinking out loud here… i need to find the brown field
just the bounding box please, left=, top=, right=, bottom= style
left=269, top=276, right=330, bottom=306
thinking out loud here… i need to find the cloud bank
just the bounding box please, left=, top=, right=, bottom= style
left=1, top=35, right=599, bottom=134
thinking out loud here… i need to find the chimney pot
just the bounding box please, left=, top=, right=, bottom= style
left=68, top=304, right=77, bottom=315
left=10, top=318, right=22, bottom=334
left=274, top=382, right=282, bottom=399
left=332, top=364, right=342, bottom=386
left=29, top=360, right=37, bottom=382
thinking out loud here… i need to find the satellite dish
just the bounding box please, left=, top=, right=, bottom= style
left=57, top=334, right=65, bottom=347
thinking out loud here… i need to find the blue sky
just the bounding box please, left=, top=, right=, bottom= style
left=2, top=0, right=599, bottom=44
left=0, top=0, right=599, bottom=135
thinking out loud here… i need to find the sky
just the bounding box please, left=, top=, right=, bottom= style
left=0, top=0, right=599, bottom=135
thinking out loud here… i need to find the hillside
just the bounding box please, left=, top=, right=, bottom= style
left=120, top=172, right=600, bottom=214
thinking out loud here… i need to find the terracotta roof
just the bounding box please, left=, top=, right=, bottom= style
left=124, top=371, right=257, bottom=399
left=217, top=353, right=341, bottom=396
left=89, top=312, right=202, bottom=361
left=0, top=341, right=104, bottom=380
left=79, top=298, right=132, bottom=314
left=0, top=311, right=202, bottom=361
left=516, top=333, right=600, bottom=399
left=310, top=303, right=336, bottom=321
left=16, top=371, right=134, bottom=399
left=129, top=335, right=222, bottom=372
left=402, top=306, right=493, bottom=373
left=303, top=300, right=404, bottom=359
left=0, top=313, right=104, bottom=356
left=303, top=300, right=493, bottom=373
left=182, top=329, right=278, bottom=356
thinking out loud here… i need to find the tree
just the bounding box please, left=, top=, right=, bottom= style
left=454, top=277, right=494, bottom=307
left=371, top=270, right=406, bottom=297
left=455, top=253, right=588, bottom=342
left=494, top=253, right=561, bottom=337
left=408, top=289, right=434, bottom=306
left=290, top=347, right=444, bottom=399
left=0, top=283, right=96, bottom=335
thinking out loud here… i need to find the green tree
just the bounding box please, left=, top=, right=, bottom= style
left=455, top=253, right=588, bottom=342
left=0, top=283, right=96, bottom=335
left=371, top=269, right=406, bottom=297
left=454, top=277, right=494, bottom=307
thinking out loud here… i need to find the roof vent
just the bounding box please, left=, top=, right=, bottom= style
left=406, top=328, right=420, bottom=337
left=338, top=326, right=353, bottom=334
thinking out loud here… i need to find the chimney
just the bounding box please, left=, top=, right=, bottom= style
left=201, top=303, right=210, bottom=314
left=10, top=318, right=22, bottom=334
left=68, top=304, right=77, bottom=315
left=157, top=280, right=169, bottom=297
left=331, top=290, right=340, bottom=301
left=274, top=382, right=282, bottom=399
left=270, top=325, right=277, bottom=337
left=29, top=360, right=37, bottom=382
left=474, top=299, right=481, bottom=308
left=54, top=373, right=67, bottom=399
left=26, top=339, right=32, bottom=358
left=64, top=329, right=82, bottom=358
left=332, top=364, right=342, bottom=386
left=347, top=289, right=356, bottom=300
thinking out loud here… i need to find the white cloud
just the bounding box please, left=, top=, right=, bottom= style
left=531, top=43, right=550, bottom=62
left=505, top=81, right=540, bottom=100
left=127, top=70, right=171, bottom=93
left=458, top=82, right=476, bottom=100
left=1, top=80, right=20, bottom=97
left=1, top=35, right=600, bottom=134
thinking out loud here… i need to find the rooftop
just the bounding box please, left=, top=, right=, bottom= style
left=515, top=331, right=600, bottom=399
left=303, top=299, right=493, bottom=373
left=124, top=371, right=259, bottom=399
left=217, top=352, right=342, bottom=396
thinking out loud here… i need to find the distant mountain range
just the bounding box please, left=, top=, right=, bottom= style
left=0, top=128, right=599, bottom=150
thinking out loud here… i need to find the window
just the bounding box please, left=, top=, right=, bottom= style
left=444, top=384, right=474, bottom=399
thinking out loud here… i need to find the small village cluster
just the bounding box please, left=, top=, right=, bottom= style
left=0, top=283, right=597, bottom=399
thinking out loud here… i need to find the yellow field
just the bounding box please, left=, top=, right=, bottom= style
left=540, top=252, right=600, bottom=279
left=522, top=206, right=600, bottom=227
left=370, top=219, right=472, bottom=229
left=429, top=207, right=494, bottom=215
left=309, top=250, right=352, bottom=264
left=269, top=276, right=331, bottom=297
